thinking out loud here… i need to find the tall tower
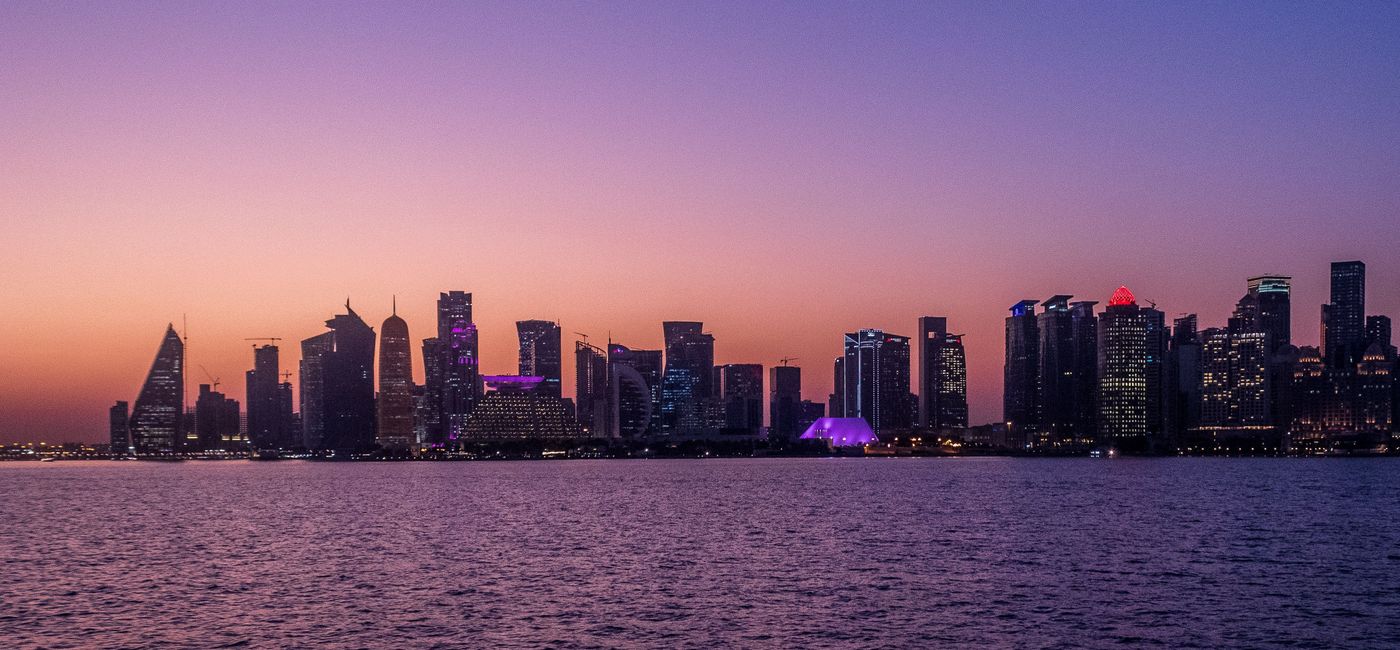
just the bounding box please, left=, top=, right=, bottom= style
left=1097, top=286, right=1148, bottom=450
left=1247, top=275, right=1291, bottom=351
left=1036, top=297, right=1075, bottom=447
left=109, top=401, right=130, bottom=455
left=377, top=299, right=415, bottom=448
left=918, top=316, right=967, bottom=432
left=516, top=320, right=563, bottom=399
left=128, top=324, right=185, bottom=456
left=1003, top=300, right=1039, bottom=445
left=1324, top=261, right=1365, bottom=366
left=575, top=340, right=608, bottom=434
left=1069, top=301, right=1099, bottom=443
left=299, top=332, right=334, bottom=449
left=769, top=364, right=802, bottom=441
left=715, top=364, right=764, bottom=434
left=245, top=344, right=283, bottom=449
left=315, top=301, right=376, bottom=452
left=661, top=321, right=715, bottom=435
left=842, top=329, right=912, bottom=437
left=438, top=291, right=479, bottom=442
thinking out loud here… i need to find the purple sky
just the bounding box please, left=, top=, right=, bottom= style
left=2, top=2, right=1399, bottom=441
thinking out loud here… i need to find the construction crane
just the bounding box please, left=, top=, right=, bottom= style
left=244, top=337, right=283, bottom=348
left=199, top=365, right=220, bottom=392
left=574, top=332, right=590, bottom=343
left=779, top=356, right=799, bottom=366
left=281, top=371, right=292, bottom=383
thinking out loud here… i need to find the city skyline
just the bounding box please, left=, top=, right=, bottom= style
left=5, top=3, right=1400, bottom=442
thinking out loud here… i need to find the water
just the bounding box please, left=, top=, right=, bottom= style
left=2, top=458, right=1399, bottom=649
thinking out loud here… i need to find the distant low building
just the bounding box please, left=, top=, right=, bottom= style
left=799, top=417, right=877, bottom=447
left=463, top=376, right=582, bottom=440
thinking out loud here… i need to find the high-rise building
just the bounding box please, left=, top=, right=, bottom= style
left=438, top=291, right=480, bottom=442
left=919, top=316, right=968, bottom=432
left=1247, top=275, right=1292, bottom=350
left=309, top=301, right=376, bottom=452
left=1366, top=315, right=1395, bottom=358
left=1003, top=300, right=1039, bottom=445
left=194, top=384, right=240, bottom=452
left=128, top=324, right=185, bottom=456
left=420, top=337, right=445, bottom=444
left=1097, top=287, right=1149, bottom=450
left=769, top=364, right=802, bottom=442
left=1143, top=305, right=1168, bottom=441
left=575, top=341, right=608, bottom=434
left=377, top=300, right=414, bottom=449
left=1198, top=324, right=1273, bottom=435
left=715, top=364, right=764, bottom=434
left=1069, top=301, right=1099, bottom=443
left=1167, top=314, right=1202, bottom=443
left=797, top=400, right=826, bottom=434
left=517, top=320, right=563, bottom=400
left=109, top=401, right=129, bottom=455
left=609, top=344, right=663, bottom=436
left=841, top=329, right=912, bottom=436
left=299, top=332, right=334, bottom=449
left=1035, top=297, right=1075, bottom=447
left=829, top=356, right=845, bottom=418
left=1324, top=261, right=1366, bottom=365
left=661, top=322, right=715, bottom=436
left=245, top=344, right=285, bottom=449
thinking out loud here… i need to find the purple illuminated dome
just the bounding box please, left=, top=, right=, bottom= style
left=799, top=418, right=878, bottom=447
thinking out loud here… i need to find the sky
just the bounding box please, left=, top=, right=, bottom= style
left=2, top=2, right=1399, bottom=442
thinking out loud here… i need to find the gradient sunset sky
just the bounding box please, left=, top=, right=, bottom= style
left=3, top=2, right=1399, bottom=442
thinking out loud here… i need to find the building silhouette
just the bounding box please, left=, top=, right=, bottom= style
left=769, top=364, right=802, bottom=442
left=575, top=340, right=608, bottom=435
left=1143, top=304, right=1168, bottom=442
left=1167, top=314, right=1202, bottom=443
left=516, top=320, right=562, bottom=400
left=1247, top=275, right=1292, bottom=350
left=377, top=299, right=415, bottom=448
left=194, top=384, right=240, bottom=451
left=1097, top=287, right=1149, bottom=450
left=1324, top=261, right=1366, bottom=366
left=109, top=401, right=129, bottom=455
left=419, top=337, right=445, bottom=444
left=715, top=363, right=764, bottom=434
left=300, top=302, right=376, bottom=452
left=245, top=344, right=287, bottom=449
left=661, top=321, right=715, bottom=436
left=437, top=291, right=480, bottom=442
left=128, top=324, right=185, bottom=456
left=609, top=344, right=663, bottom=438
left=841, top=329, right=912, bottom=437
left=1003, top=300, right=1039, bottom=446
left=919, top=316, right=968, bottom=432
left=299, top=332, right=334, bottom=449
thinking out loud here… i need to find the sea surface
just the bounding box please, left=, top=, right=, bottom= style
left=2, top=458, right=1399, bottom=649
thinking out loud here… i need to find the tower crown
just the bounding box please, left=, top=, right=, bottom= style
left=1108, top=286, right=1136, bottom=307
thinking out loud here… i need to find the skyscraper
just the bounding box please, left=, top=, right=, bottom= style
left=1167, top=314, right=1202, bottom=443
left=919, top=316, right=968, bottom=432
left=419, top=337, right=445, bottom=444
left=575, top=340, right=608, bottom=434
left=1069, top=300, right=1100, bottom=443
left=128, top=324, right=185, bottom=456
left=829, top=356, right=845, bottom=418
left=377, top=299, right=414, bottom=448
left=1366, top=315, right=1395, bottom=358
left=1097, top=287, right=1149, bottom=450
left=1035, top=297, right=1075, bottom=447
left=1324, top=261, right=1365, bottom=366
left=1247, top=275, right=1291, bottom=350
left=1003, top=300, right=1039, bottom=445
left=245, top=344, right=284, bottom=449
left=516, top=320, right=563, bottom=400
left=438, top=291, right=480, bottom=442
left=841, top=329, right=912, bottom=436
left=609, top=344, right=663, bottom=438
left=715, top=364, right=764, bottom=434
left=661, top=321, right=715, bottom=436
left=1143, top=304, right=1169, bottom=441
left=194, top=384, right=240, bottom=452
left=299, top=332, right=334, bottom=449
left=769, top=364, right=802, bottom=442
left=314, top=301, right=377, bottom=452
left=109, top=401, right=129, bottom=455
left=1199, top=323, right=1273, bottom=436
